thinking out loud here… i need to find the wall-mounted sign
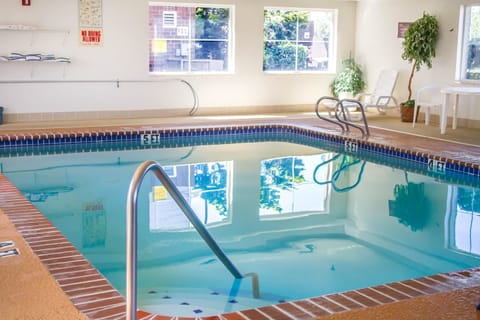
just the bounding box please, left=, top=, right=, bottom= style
left=80, top=28, right=102, bottom=45
left=79, top=0, right=103, bottom=45
left=397, top=22, right=411, bottom=38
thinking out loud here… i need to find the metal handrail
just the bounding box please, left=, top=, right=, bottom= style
left=336, top=98, right=370, bottom=138
left=0, top=78, right=199, bottom=116
left=126, top=160, right=257, bottom=320
left=315, top=96, right=370, bottom=138
left=315, top=96, right=346, bottom=133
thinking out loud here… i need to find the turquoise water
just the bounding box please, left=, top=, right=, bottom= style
left=1, top=137, right=479, bottom=316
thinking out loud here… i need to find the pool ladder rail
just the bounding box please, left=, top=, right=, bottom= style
left=315, top=96, right=370, bottom=138
left=126, top=160, right=259, bottom=320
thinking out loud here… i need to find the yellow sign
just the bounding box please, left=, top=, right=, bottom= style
left=152, top=39, right=167, bottom=53
left=153, top=186, right=167, bottom=201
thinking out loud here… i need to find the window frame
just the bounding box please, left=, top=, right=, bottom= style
left=456, top=4, right=480, bottom=83
left=263, top=6, right=338, bottom=74
left=148, top=2, right=235, bottom=75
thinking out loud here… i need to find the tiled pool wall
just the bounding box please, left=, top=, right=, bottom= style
left=0, top=124, right=478, bottom=184
left=1, top=123, right=480, bottom=319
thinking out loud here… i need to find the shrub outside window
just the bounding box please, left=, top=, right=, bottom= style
left=263, top=7, right=337, bottom=73
left=456, top=5, right=480, bottom=81
left=149, top=3, right=233, bottom=73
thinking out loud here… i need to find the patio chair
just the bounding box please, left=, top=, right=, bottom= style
left=356, top=69, right=399, bottom=114
left=321, top=69, right=399, bottom=121
left=412, top=84, right=445, bottom=128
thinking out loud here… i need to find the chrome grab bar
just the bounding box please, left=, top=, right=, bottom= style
left=315, top=96, right=370, bottom=138
left=0, top=78, right=199, bottom=116
left=126, top=160, right=257, bottom=320
left=315, top=96, right=346, bottom=133
left=335, top=99, right=370, bottom=138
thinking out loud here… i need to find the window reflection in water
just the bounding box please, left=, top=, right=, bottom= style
left=259, top=153, right=331, bottom=218
left=448, top=186, right=480, bottom=255
left=149, top=161, right=232, bottom=231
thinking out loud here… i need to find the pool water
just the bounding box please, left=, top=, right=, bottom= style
left=1, top=138, right=479, bottom=317
left=104, top=235, right=442, bottom=316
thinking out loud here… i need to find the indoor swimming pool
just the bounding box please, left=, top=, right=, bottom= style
left=0, top=129, right=479, bottom=317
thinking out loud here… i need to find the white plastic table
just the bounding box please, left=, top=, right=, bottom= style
left=440, top=86, right=480, bottom=134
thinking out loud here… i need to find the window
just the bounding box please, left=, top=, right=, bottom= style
left=259, top=153, right=331, bottom=218
left=149, top=161, right=232, bottom=231
left=456, top=5, right=480, bottom=81
left=263, top=7, right=336, bottom=72
left=149, top=3, right=233, bottom=73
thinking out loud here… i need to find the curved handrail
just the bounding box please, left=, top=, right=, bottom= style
left=0, top=78, right=199, bottom=117
left=315, top=96, right=346, bottom=133
left=180, top=79, right=200, bottom=116
left=126, top=160, right=257, bottom=320
left=335, top=99, right=370, bottom=138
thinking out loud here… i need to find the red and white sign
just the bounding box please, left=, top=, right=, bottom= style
left=22, top=0, right=31, bottom=6
left=80, top=28, right=102, bottom=45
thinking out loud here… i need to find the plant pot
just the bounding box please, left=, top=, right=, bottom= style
left=400, top=104, right=419, bottom=122
left=338, top=92, right=354, bottom=100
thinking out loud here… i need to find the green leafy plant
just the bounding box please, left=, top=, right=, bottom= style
left=390, top=182, right=428, bottom=231
left=401, top=12, right=439, bottom=105
left=263, top=10, right=310, bottom=71
left=330, top=56, right=366, bottom=97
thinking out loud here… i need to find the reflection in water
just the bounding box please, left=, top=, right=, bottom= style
left=149, top=161, right=232, bottom=231
left=259, top=154, right=327, bottom=216
left=1, top=141, right=480, bottom=316
left=448, top=186, right=480, bottom=255
left=82, top=201, right=107, bottom=248
left=389, top=172, right=429, bottom=232
left=22, top=186, right=74, bottom=202
left=313, top=154, right=366, bottom=192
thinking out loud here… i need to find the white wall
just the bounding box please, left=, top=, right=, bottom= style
left=0, top=0, right=356, bottom=116
left=355, top=0, right=480, bottom=120
left=2, top=0, right=479, bottom=122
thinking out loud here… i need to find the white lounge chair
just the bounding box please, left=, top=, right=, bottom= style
left=356, top=69, right=399, bottom=114
left=412, top=84, right=445, bottom=128
left=322, top=69, right=399, bottom=121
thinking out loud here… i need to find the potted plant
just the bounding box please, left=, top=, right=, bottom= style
left=330, top=55, right=366, bottom=99
left=400, top=12, right=439, bottom=122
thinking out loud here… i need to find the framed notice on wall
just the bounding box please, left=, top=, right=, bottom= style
left=397, top=22, right=411, bottom=38
left=79, top=0, right=103, bottom=45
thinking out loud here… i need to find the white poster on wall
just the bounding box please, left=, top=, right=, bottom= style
left=79, top=0, right=103, bottom=45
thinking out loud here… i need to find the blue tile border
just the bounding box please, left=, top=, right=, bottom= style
left=0, top=123, right=478, bottom=184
